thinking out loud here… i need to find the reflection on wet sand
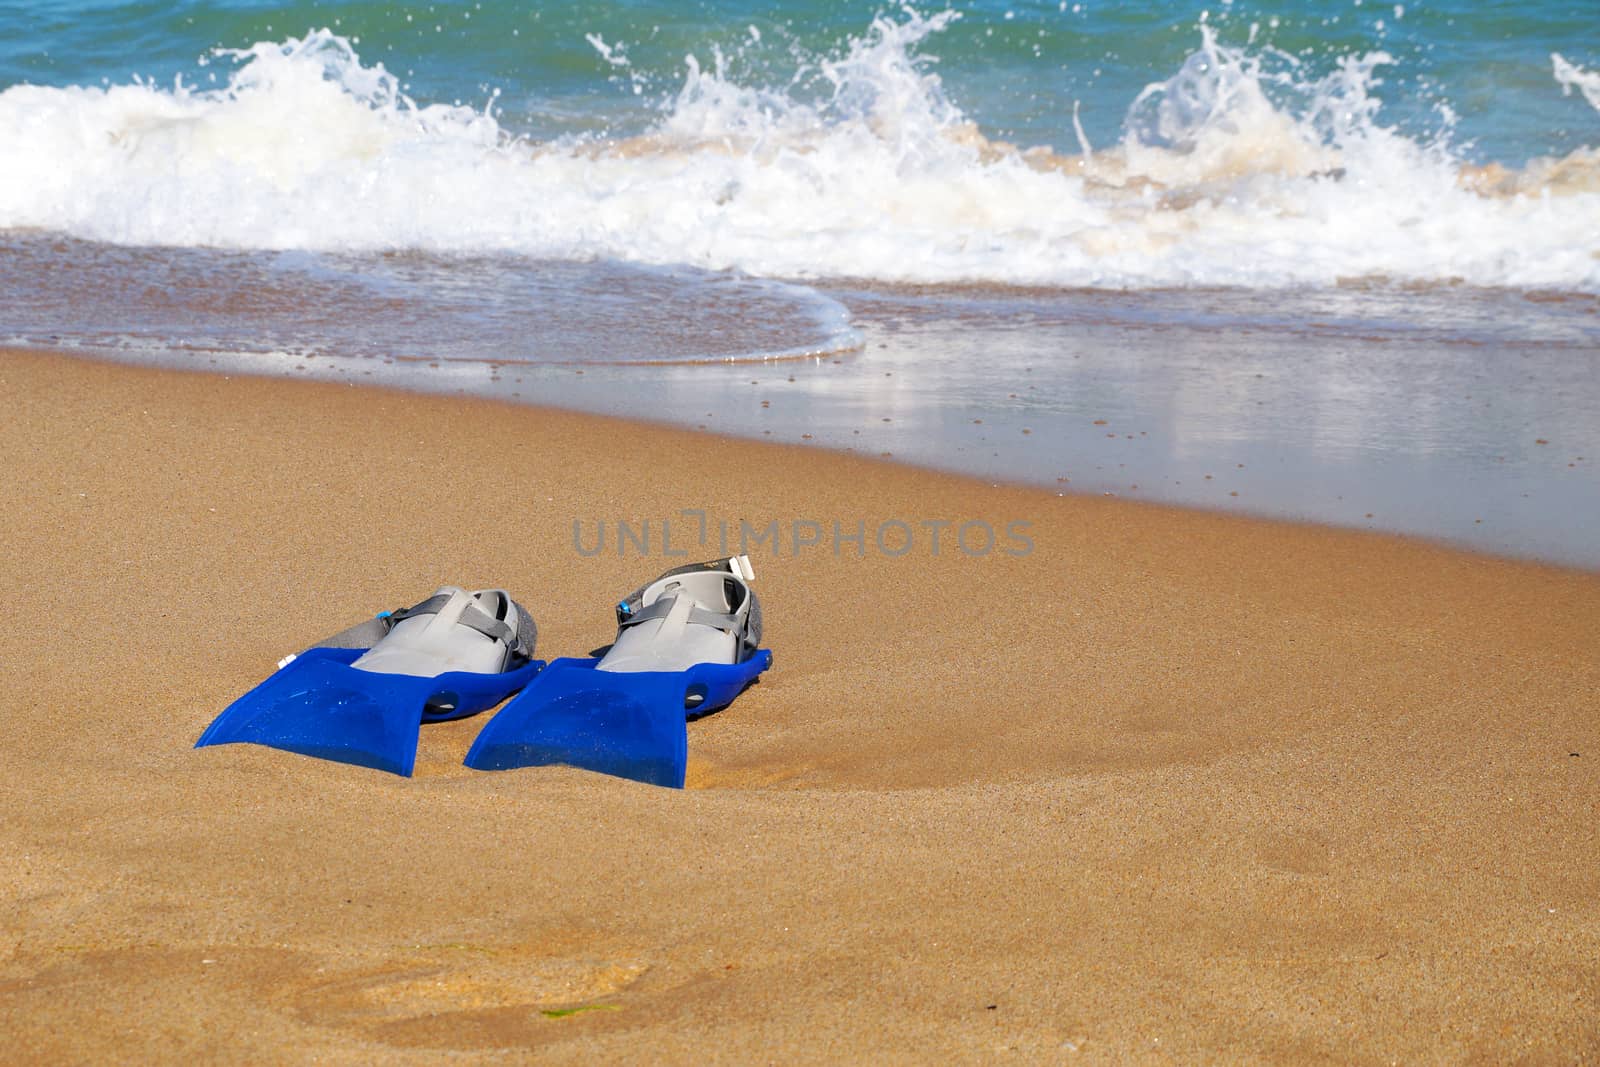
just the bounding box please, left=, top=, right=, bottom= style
left=4, top=236, right=1596, bottom=567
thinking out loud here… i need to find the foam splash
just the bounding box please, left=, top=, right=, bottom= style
left=1552, top=53, right=1600, bottom=113
left=0, top=15, right=1595, bottom=289
left=660, top=10, right=964, bottom=149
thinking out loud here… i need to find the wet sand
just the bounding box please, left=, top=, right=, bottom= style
left=10, top=236, right=1600, bottom=566
left=2, top=346, right=1597, bottom=1063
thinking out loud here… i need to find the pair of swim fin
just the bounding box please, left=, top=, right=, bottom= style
left=194, top=557, right=770, bottom=788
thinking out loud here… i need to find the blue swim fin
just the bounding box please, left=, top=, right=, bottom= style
left=196, top=587, right=543, bottom=776
left=196, top=647, right=542, bottom=776
left=462, top=651, right=772, bottom=787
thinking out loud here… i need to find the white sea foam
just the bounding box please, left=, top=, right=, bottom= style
left=0, top=17, right=1596, bottom=289
left=1553, top=53, right=1600, bottom=113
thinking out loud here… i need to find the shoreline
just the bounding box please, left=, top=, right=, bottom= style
left=9, top=340, right=1597, bottom=576
left=3, top=345, right=1598, bottom=1060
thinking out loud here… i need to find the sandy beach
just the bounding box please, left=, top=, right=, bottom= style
left=2, top=345, right=1597, bottom=1063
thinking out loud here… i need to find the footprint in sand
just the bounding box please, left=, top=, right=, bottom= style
left=290, top=948, right=648, bottom=1049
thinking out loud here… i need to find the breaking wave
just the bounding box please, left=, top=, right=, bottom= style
left=0, top=12, right=1596, bottom=289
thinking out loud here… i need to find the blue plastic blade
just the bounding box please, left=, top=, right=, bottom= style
left=196, top=648, right=540, bottom=776
left=464, top=651, right=771, bottom=788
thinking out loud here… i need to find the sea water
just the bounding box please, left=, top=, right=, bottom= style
left=1, top=2, right=1596, bottom=562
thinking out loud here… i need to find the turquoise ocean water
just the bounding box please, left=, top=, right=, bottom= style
left=4, top=0, right=1596, bottom=164
left=1, top=2, right=1597, bottom=562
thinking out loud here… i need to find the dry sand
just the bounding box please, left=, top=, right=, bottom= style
left=1, top=346, right=1596, bottom=1063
